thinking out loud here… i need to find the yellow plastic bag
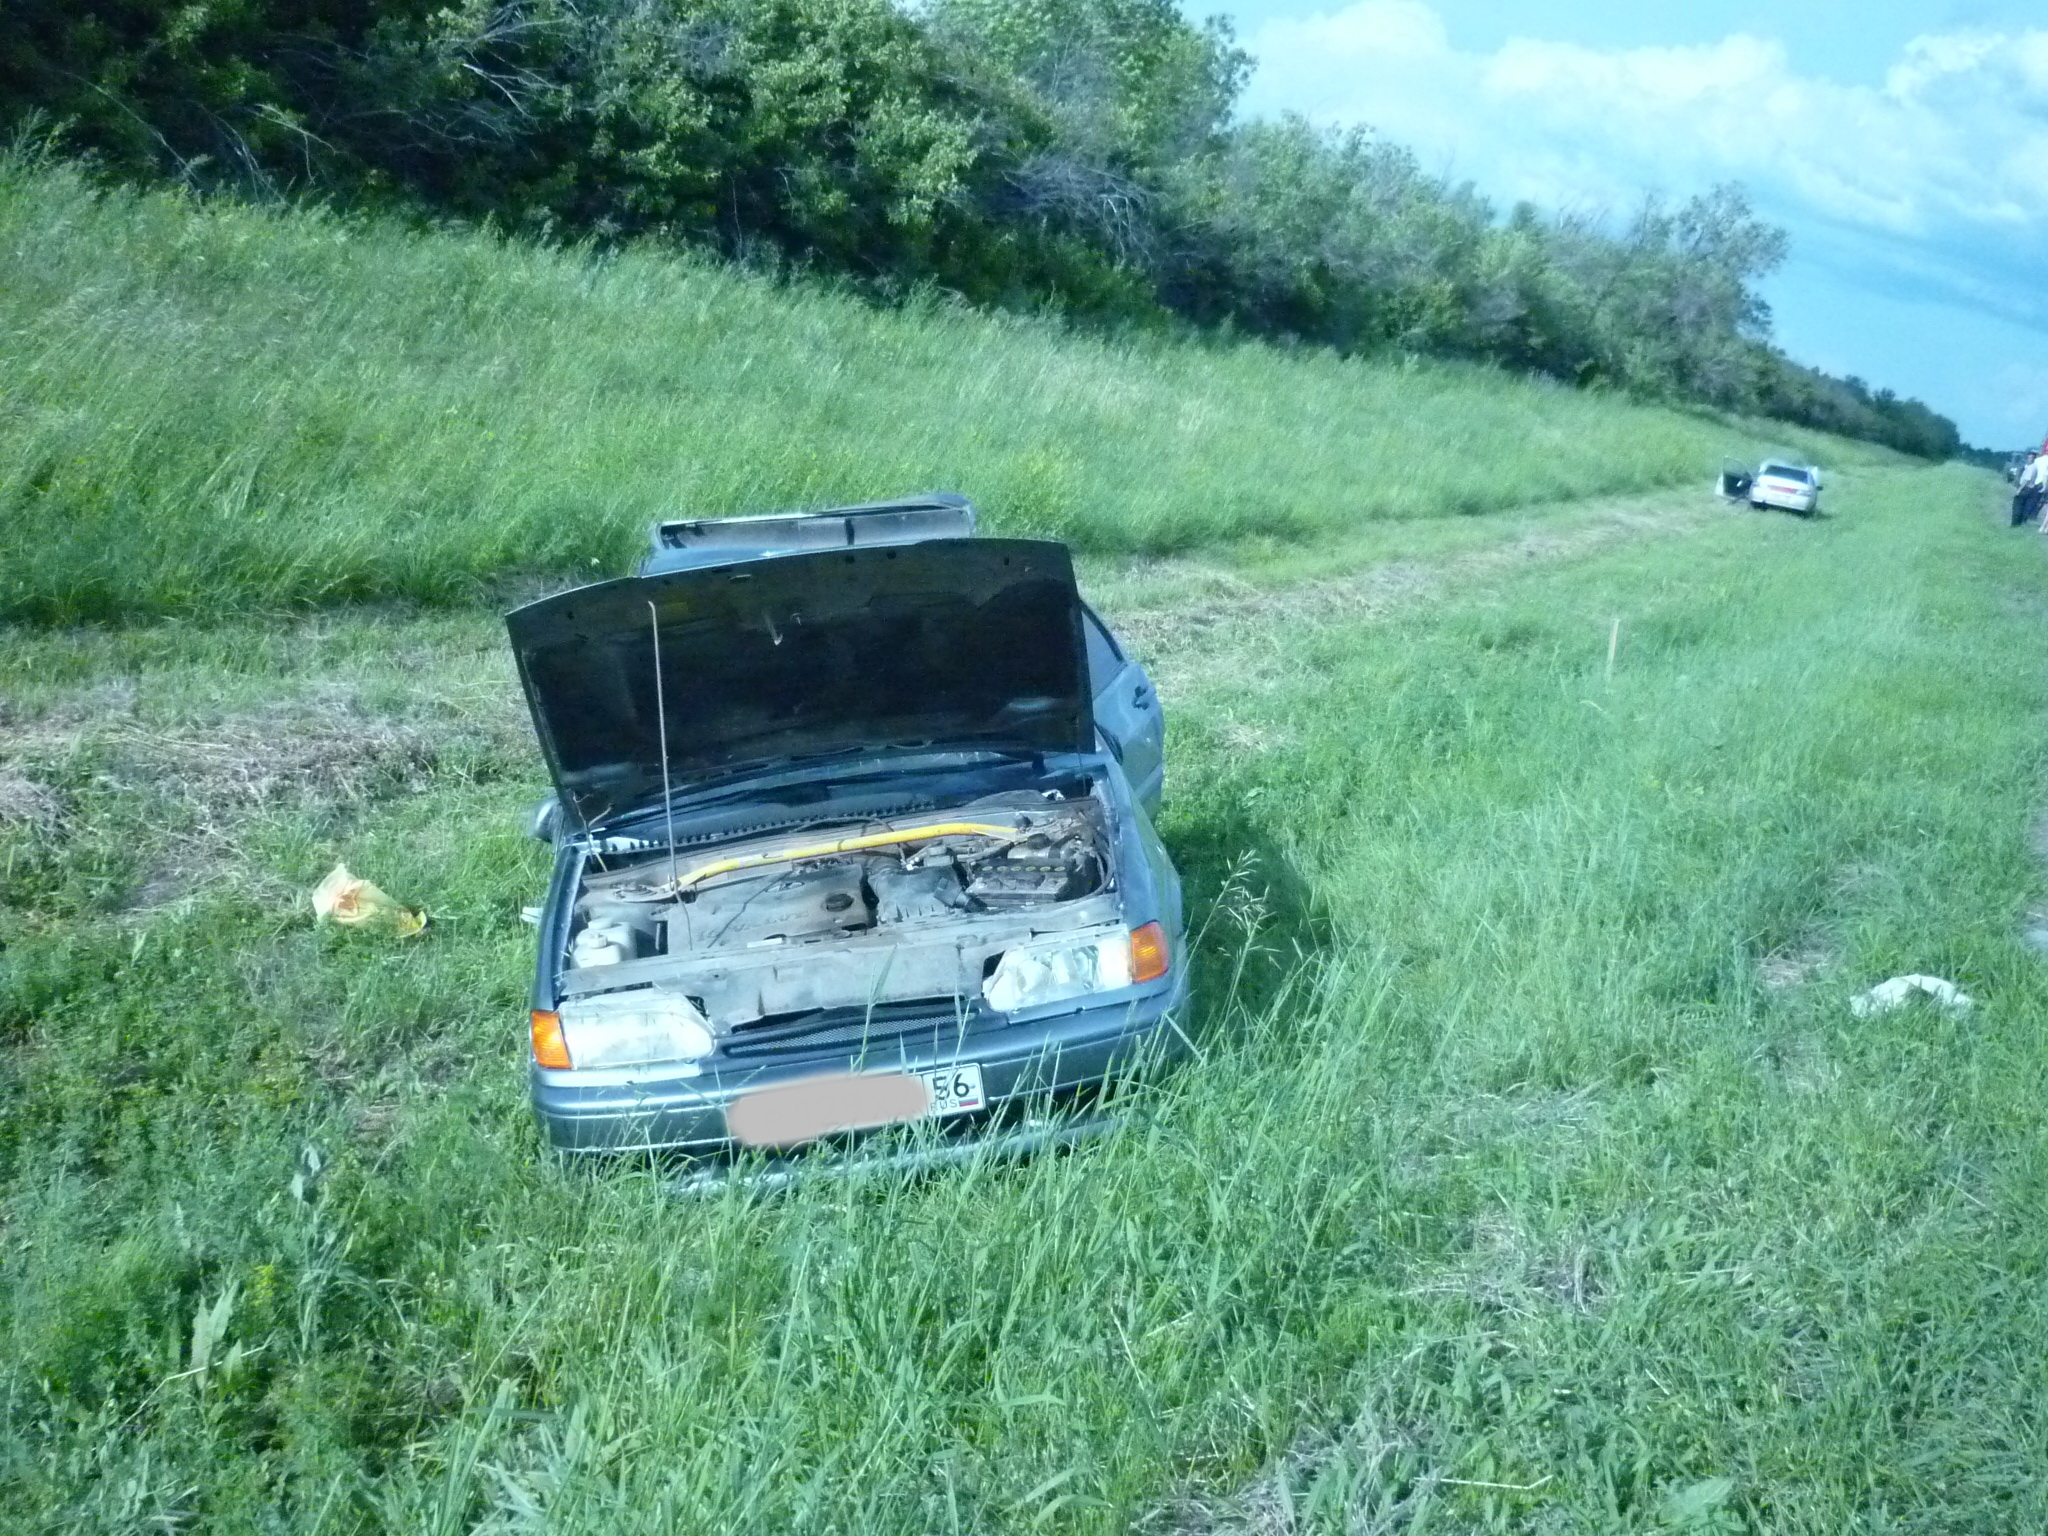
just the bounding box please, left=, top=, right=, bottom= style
left=311, top=862, right=427, bottom=938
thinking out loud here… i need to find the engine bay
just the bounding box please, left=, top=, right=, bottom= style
left=552, top=788, right=1127, bottom=1040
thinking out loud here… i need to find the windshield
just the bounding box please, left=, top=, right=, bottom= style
left=1761, top=464, right=1810, bottom=482
left=604, top=747, right=1067, bottom=840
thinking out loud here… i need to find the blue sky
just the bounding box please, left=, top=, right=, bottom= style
left=1207, top=1, right=2048, bottom=446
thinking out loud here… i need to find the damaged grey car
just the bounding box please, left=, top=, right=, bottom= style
left=507, top=496, right=1187, bottom=1161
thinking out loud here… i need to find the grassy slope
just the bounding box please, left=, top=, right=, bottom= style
left=0, top=159, right=1868, bottom=623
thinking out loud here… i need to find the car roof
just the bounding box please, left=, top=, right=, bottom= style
left=639, top=493, right=976, bottom=575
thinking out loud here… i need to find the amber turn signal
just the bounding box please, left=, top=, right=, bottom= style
left=530, top=1009, right=572, bottom=1069
left=1129, top=921, right=1170, bottom=984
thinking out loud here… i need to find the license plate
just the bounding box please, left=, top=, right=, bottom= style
left=726, top=1063, right=989, bottom=1147
left=920, top=1061, right=986, bottom=1117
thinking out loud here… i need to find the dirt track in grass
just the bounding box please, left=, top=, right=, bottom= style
left=1100, top=487, right=1728, bottom=692
left=0, top=486, right=1728, bottom=911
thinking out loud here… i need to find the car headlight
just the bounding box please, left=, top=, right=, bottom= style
left=553, top=990, right=715, bottom=1071
left=983, top=927, right=1136, bottom=1014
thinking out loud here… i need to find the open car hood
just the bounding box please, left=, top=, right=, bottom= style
left=507, top=540, right=1093, bottom=829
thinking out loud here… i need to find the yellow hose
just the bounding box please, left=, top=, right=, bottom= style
left=656, top=821, right=1023, bottom=897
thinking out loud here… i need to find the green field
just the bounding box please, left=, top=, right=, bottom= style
left=4, top=171, right=2046, bottom=1534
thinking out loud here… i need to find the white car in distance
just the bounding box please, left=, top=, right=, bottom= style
left=1749, top=462, right=1821, bottom=515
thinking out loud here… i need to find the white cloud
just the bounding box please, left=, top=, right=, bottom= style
left=1243, top=4, right=2048, bottom=239
left=1236, top=3, right=2048, bottom=438
left=1242, top=5, right=2048, bottom=256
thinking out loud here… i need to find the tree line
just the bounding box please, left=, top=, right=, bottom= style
left=1, top=0, right=1963, bottom=459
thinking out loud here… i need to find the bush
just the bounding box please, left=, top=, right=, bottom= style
left=0, top=0, right=1962, bottom=457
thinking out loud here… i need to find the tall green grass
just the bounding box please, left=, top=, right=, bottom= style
left=0, top=158, right=1869, bottom=622
left=3, top=459, right=2042, bottom=1531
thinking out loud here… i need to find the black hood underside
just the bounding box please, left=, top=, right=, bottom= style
left=507, top=540, right=1093, bottom=828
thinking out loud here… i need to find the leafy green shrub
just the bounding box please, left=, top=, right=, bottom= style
left=0, top=0, right=1961, bottom=455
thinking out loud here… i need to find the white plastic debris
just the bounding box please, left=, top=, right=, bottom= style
left=1849, top=974, right=1973, bottom=1018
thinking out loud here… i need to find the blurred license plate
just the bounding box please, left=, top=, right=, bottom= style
left=921, top=1062, right=986, bottom=1117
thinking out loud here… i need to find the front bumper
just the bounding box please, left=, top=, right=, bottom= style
left=531, top=972, right=1189, bottom=1156
left=1752, top=489, right=1816, bottom=512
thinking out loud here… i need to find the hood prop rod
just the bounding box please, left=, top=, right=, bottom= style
left=649, top=600, right=679, bottom=891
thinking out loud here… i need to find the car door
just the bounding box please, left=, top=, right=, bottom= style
left=1082, top=605, right=1164, bottom=815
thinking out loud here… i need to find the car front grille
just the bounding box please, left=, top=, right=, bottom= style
left=719, top=996, right=995, bottom=1062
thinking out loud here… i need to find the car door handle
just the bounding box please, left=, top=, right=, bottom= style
left=1132, top=682, right=1155, bottom=708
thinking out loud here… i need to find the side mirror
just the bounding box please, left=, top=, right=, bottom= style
left=528, top=794, right=565, bottom=843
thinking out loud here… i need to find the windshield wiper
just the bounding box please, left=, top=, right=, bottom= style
left=597, top=745, right=1045, bottom=837
left=804, top=743, right=1044, bottom=786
